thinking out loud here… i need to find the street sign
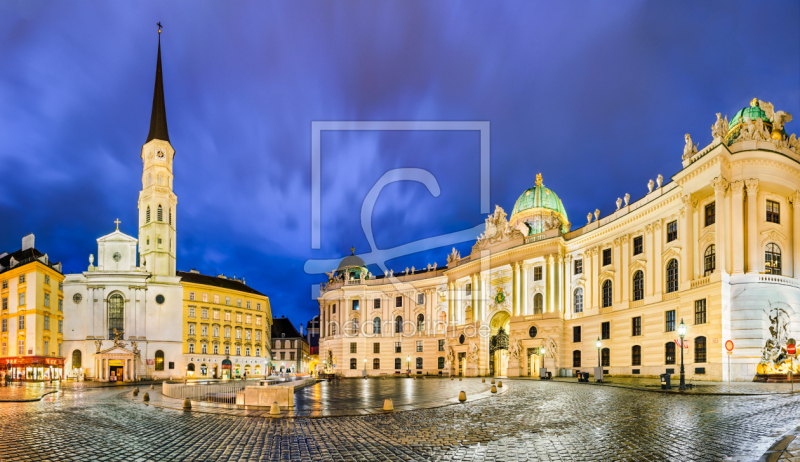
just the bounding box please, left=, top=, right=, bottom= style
left=788, top=344, right=796, bottom=355
left=725, top=340, right=734, bottom=352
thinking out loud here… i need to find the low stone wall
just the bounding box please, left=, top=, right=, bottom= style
left=235, top=377, right=318, bottom=408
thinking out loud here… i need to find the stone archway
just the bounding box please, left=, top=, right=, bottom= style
left=489, top=310, right=511, bottom=377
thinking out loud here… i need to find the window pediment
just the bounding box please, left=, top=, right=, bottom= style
left=662, top=247, right=681, bottom=260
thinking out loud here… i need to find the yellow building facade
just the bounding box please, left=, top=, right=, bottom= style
left=179, top=270, right=272, bottom=379
left=0, top=234, right=65, bottom=381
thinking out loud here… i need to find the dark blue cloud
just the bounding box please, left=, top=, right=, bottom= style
left=0, top=1, right=798, bottom=325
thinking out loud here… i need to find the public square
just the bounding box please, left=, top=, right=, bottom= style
left=2, top=378, right=799, bottom=461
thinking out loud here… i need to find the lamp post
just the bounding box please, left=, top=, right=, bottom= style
left=407, top=355, right=410, bottom=376
left=363, top=357, right=367, bottom=378
left=540, top=346, right=546, bottom=378
left=678, top=318, right=687, bottom=390
left=595, top=338, right=602, bottom=367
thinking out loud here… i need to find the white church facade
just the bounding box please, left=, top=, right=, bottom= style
left=319, top=98, right=800, bottom=382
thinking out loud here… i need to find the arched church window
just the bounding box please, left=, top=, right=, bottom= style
left=533, top=293, right=544, bottom=315
left=154, top=350, right=164, bottom=371
left=765, top=243, right=781, bottom=275
left=602, top=280, right=612, bottom=307
left=666, top=259, right=679, bottom=293
left=373, top=317, right=381, bottom=334
left=573, top=288, right=583, bottom=313
left=704, top=245, right=716, bottom=276
left=632, top=271, right=644, bottom=301
left=157, top=205, right=163, bottom=222
left=108, top=294, right=124, bottom=340
left=395, top=316, right=403, bottom=334
left=146, top=206, right=151, bottom=223
left=71, top=350, right=82, bottom=369
left=169, top=208, right=172, bottom=225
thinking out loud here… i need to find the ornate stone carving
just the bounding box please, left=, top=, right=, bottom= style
left=652, top=220, right=662, bottom=231
left=729, top=180, right=745, bottom=194
left=711, top=113, right=729, bottom=139
left=446, top=346, right=455, bottom=364
left=472, top=205, right=525, bottom=253
left=757, top=303, right=799, bottom=375
left=657, top=174, right=663, bottom=188
left=594, top=209, right=600, bottom=221
left=586, top=213, right=593, bottom=224
left=788, top=191, right=800, bottom=206
left=712, top=176, right=729, bottom=194
left=682, top=134, right=698, bottom=160
left=613, top=238, right=621, bottom=248
left=624, top=193, right=630, bottom=206
left=467, top=342, right=479, bottom=364
left=745, top=179, right=759, bottom=197
left=647, top=179, right=655, bottom=193
left=94, top=339, right=103, bottom=353
left=645, top=224, right=653, bottom=234
left=509, top=338, right=523, bottom=360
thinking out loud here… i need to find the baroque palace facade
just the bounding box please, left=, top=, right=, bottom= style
left=319, top=99, right=800, bottom=382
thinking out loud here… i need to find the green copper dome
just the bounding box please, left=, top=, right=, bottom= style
left=729, top=105, right=770, bottom=128
left=509, top=174, right=569, bottom=235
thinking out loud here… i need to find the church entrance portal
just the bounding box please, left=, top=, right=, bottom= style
left=108, top=360, right=124, bottom=382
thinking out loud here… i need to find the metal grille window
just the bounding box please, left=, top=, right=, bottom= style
left=146, top=206, right=151, bottom=223
left=767, top=200, right=780, bottom=224
left=632, top=271, right=644, bottom=301
left=373, top=342, right=380, bottom=354
left=765, top=243, right=782, bottom=275
left=534, top=293, right=544, bottom=315
left=665, top=342, right=676, bottom=365
left=373, top=358, right=380, bottom=369
left=416, top=340, right=423, bottom=352
left=572, top=350, right=581, bottom=367
left=602, top=248, right=612, bottom=266
left=534, top=266, right=543, bottom=281
left=573, top=288, right=584, bottom=313
left=695, top=299, right=707, bottom=325
left=632, top=345, right=641, bottom=366
left=666, top=259, right=679, bottom=293
left=438, top=357, right=445, bottom=369
left=633, top=236, right=643, bottom=255
left=666, top=221, right=678, bottom=242
left=601, top=322, right=610, bottom=340
left=695, top=336, right=707, bottom=363
left=601, top=348, right=610, bottom=367
left=602, top=280, right=613, bottom=308
left=395, top=342, right=401, bottom=353
left=704, top=245, right=716, bottom=276
left=416, top=357, right=423, bottom=369
left=395, top=296, right=402, bottom=307
left=573, top=326, right=581, bottom=343
left=350, top=358, right=357, bottom=369
left=632, top=317, right=641, bottom=336
left=350, top=342, right=357, bottom=354
left=108, top=294, right=124, bottom=339
left=395, top=358, right=401, bottom=369
left=373, top=317, right=381, bottom=334
left=157, top=205, right=163, bottom=222
left=705, top=202, right=715, bottom=227
left=574, top=259, right=583, bottom=275
left=374, top=298, right=381, bottom=310
left=665, top=310, right=676, bottom=332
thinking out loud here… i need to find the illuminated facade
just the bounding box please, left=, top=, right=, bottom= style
left=320, top=99, right=800, bottom=381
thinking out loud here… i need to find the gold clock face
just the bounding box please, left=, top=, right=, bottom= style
left=156, top=149, right=165, bottom=158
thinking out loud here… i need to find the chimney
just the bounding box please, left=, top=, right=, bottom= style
left=22, top=233, right=34, bottom=251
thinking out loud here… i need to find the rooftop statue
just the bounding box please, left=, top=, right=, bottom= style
left=682, top=133, right=698, bottom=160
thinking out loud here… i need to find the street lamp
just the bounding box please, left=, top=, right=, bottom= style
left=407, top=355, right=410, bottom=376
left=678, top=318, right=687, bottom=390
left=595, top=338, right=603, bottom=382
left=363, top=357, right=367, bottom=379
left=540, top=346, right=546, bottom=378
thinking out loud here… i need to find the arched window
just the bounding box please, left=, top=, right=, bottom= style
left=465, top=306, right=473, bottom=323
left=602, top=280, right=613, bottom=308
left=666, top=259, right=679, bottom=293
left=665, top=342, right=676, bottom=365
left=157, top=205, right=163, bottom=222
left=417, top=314, right=425, bottom=332
left=373, top=317, right=381, bottom=334
left=71, top=350, right=82, bottom=369
left=631, top=345, right=641, bottom=366
left=146, top=206, right=151, bottom=223
left=187, top=363, right=195, bottom=372
left=573, top=288, right=583, bottom=313
left=572, top=350, right=581, bottom=367
left=349, top=358, right=357, bottom=369
left=169, top=208, right=172, bottom=226
left=108, top=294, right=124, bottom=340
left=395, top=316, right=403, bottom=334
left=154, top=350, right=164, bottom=371
left=533, top=293, right=544, bottom=315
left=704, top=245, right=716, bottom=276
left=349, top=318, right=359, bottom=335
left=373, top=358, right=380, bottom=369
left=632, top=271, right=644, bottom=301
left=765, top=243, right=782, bottom=275
left=601, top=348, right=610, bottom=367
left=695, top=336, right=707, bottom=363
left=147, top=174, right=152, bottom=187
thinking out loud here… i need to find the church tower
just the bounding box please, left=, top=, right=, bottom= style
left=138, top=26, right=177, bottom=278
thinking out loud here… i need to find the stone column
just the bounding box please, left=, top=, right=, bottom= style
left=613, top=239, right=622, bottom=304
left=471, top=275, right=477, bottom=323
left=565, top=256, right=572, bottom=316
left=584, top=251, right=592, bottom=309
left=621, top=236, right=630, bottom=302
left=511, top=263, right=519, bottom=316
left=645, top=225, right=654, bottom=297
left=521, top=263, right=529, bottom=315
left=730, top=181, right=745, bottom=274
left=746, top=180, right=760, bottom=274
left=591, top=249, right=599, bottom=309
left=447, top=283, right=453, bottom=326
left=713, top=176, right=729, bottom=274
left=320, top=301, right=325, bottom=339
left=547, top=255, right=555, bottom=312
left=681, top=194, right=696, bottom=281
left=653, top=221, right=663, bottom=294
left=556, top=255, right=563, bottom=312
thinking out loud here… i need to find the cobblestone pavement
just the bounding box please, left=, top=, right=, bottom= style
left=545, top=376, right=800, bottom=395
left=1, top=379, right=798, bottom=461
left=0, top=382, right=59, bottom=401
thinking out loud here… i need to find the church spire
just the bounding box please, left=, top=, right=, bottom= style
left=146, top=24, right=170, bottom=143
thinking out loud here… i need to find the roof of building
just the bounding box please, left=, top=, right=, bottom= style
left=271, top=316, right=304, bottom=340
left=0, top=247, right=61, bottom=276
left=511, top=174, right=567, bottom=219
left=730, top=99, right=771, bottom=129
left=337, top=248, right=366, bottom=270
left=146, top=34, right=170, bottom=144
left=176, top=270, right=266, bottom=296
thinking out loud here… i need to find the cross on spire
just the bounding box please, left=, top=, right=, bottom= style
left=157, top=22, right=163, bottom=34
left=114, top=218, right=121, bottom=231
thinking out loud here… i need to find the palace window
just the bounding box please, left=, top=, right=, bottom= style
left=236, top=329, right=241, bottom=339
left=332, top=303, right=336, bottom=313
left=19, top=293, right=25, bottom=306
left=202, top=308, right=209, bottom=319
left=416, top=340, right=423, bottom=352
left=255, top=331, right=261, bottom=341
left=245, top=347, right=250, bottom=356
left=601, top=348, right=610, bottom=367
left=574, top=259, right=583, bottom=275
left=601, top=322, right=610, bottom=340
left=439, top=339, right=445, bottom=351
left=157, top=205, right=163, bottom=222
left=201, top=344, right=208, bottom=354
left=350, top=342, right=357, bottom=354
left=395, top=296, right=402, bottom=308
left=246, top=301, right=251, bottom=309
left=226, top=297, right=231, bottom=306
left=374, top=358, right=380, bottom=370
left=395, top=342, right=401, bottom=353
left=1, top=319, right=5, bottom=332
left=395, top=358, right=401, bottom=369
left=765, top=243, right=782, bottom=275
left=225, top=327, right=231, bottom=338
left=245, top=314, right=251, bottom=324
left=255, top=347, right=260, bottom=356
left=417, top=314, right=425, bottom=332
left=44, top=340, right=49, bottom=355
left=573, top=326, right=581, bottom=343
left=632, top=316, right=641, bottom=336
left=373, top=342, right=380, bottom=354
left=695, top=336, right=707, bottom=363
left=632, top=345, right=641, bottom=366
left=72, top=350, right=82, bottom=368
left=666, top=221, right=678, bottom=242
left=1, top=280, right=6, bottom=289
left=214, top=295, right=220, bottom=304
left=395, top=316, right=403, bottom=334
left=373, top=298, right=381, bottom=310
left=373, top=317, right=381, bottom=334
left=236, top=313, right=242, bottom=323
left=202, top=293, right=208, bottom=302
left=438, top=357, right=445, bottom=369
left=633, top=236, right=643, bottom=255
left=256, top=303, right=261, bottom=311
left=533, top=266, right=543, bottom=281
left=767, top=200, right=780, bottom=224
left=665, top=310, right=676, bottom=332
left=58, top=298, right=63, bottom=312
left=602, top=280, right=613, bottom=308
left=666, top=259, right=679, bottom=293
left=213, top=326, right=219, bottom=337
left=573, top=288, right=583, bottom=313
left=45, top=275, right=50, bottom=285
left=202, top=325, right=208, bottom=336
left=245, top=330, right=251, bottom=340
left=704, top=245, right=716, bottom=276
left=352, top=299, right=359, bottom=311
left=533, top=293, right=544, bottom=315
left=416, top=357, right=423, bottom=370
left=224, top=345, right=230, bottom=355
left=572, top=350, right=581, bottom=367
left=602, top=248, right=612, bottom=266
left=705, top=202, right=715, bottom=227
left=18, top=316, right=24, bottom=330
left=108, top=294, right=124, bottom=339
left=632, top=271, right=644, bottom=301
left=465, top=283, right=472, bottom=296
left=1, top=298, right=5, bottom=311
left=155, top=350, right=164, bottom=371
left=18, top=340, right=24, bottom=355
left=212, top=344, right=219, bottom=355
left=256, top=316, right=261, bottom=326
left=44, top=293, right=50, bottom=307
left=417, top=293, right=425, bottom=305
left=350, top=358, right=357, bottom=370
left=665, top=342, right=676, bottom=365
left=695, top=299, right=707, bottom=325
left=19, top=274, right=25, bottom=284
left=188, top=307, right=195, bottom=318
left=236, top=346, right=241, bottom=356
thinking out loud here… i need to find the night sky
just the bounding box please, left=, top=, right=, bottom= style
left=1, top=2, right=798, bottom=326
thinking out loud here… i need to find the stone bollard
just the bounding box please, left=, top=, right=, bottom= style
left=183, top=398, right=192, bottom=410
left=491, top=379, right=495, bottom=385
left=133, top=387, right=139, bottom=396
left=143, top=392, right=150, bottom=402
left=459, top=377, right=462, bottom=381
left=498, top=381, right=503, bottom=388
left=458, top=391, right=467, bottom=402
left=383, top=398, right=394, bottom=411
left=150, top=384, right=154, bottom=390
left=423, top=376, right=426, bottom=380
left=491, top=385, right=497, bottom=393
left=270, top=402, right=281, bottom=416
left=482, top=378, right=485, bottom=383
left=450, top=377, right=453, bottom=381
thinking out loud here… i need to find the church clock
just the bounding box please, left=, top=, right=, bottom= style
left=156, top=149, right=165, bottom=159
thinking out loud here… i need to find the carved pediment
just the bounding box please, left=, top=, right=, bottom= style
left=629, top=259, right=646, bottom=273
left=598, top=270, right=615, bottom=281
left=662, top=247, right=681, bottom=260
left=761, top=228, right=788, bottom=246
left=97, top=345, right=135, bottom=356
